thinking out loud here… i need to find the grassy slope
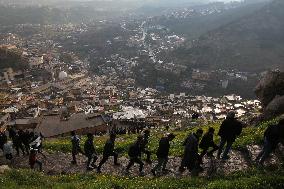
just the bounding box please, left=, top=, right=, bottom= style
left=1, top=118, right=282, bottom=189
left=1, top=167, right=284, bottom=189
left=43, top=119, right=279, bottom=157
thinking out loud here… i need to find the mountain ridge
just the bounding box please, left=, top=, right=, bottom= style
left=174, top=0, right=284, bottom=72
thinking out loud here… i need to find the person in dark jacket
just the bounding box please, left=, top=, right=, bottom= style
left=217, top=111, right=243, bottom=160
left=18, top=130, right=30, bottom=155
left=140, top=130, right=151, bottom=163
left=97, top=133, right=120, bottom=173
left=84, top=133, right=98, bottom=170
left=199, top=127, right=218, bottom=161
left=255, top=119, right=284, bottom=165
left=192, top=112, right=199, bottom=120
left=125, top=135, right=144, bottom=175
left=151, top=133, right=175, bottom=176
left=71, top=131, right=84, bottom=165
left=0, top=132, right=7, bottom=152
left=13, top=131, right=25, bottom=156
left=8, top=127, right=25, bottom=156
left=179, top=129, right=203, bottom=174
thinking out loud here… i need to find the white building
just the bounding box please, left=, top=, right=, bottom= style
left=29, top=56, right=44, bottom=68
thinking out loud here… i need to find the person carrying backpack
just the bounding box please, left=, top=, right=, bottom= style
left=217, top=111, right=243, bottom=160
left=199, top=127, right=218, bottom=163
left=256, top=119, right=284, bottom=165
left=97, top=133, right=120, bottom=173
left=125, top=135, right=144, bottom=176
left=151, top=133, right=175, bottom=176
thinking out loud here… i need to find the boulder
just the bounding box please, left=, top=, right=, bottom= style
left=255, top=71, right=284, bottom=107
left=255, top=71, right=284, bottom=119
left=264, top=96, right=284, bottom=119
left=0, top=165, right=11, bottom=174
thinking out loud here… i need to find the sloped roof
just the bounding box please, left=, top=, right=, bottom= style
left=36, top=113, right=106, bottom=137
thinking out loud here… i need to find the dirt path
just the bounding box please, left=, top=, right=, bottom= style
left=0, top=145, right=282, bottom=178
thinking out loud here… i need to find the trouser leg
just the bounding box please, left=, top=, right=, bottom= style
left=15, top=145, right=20, bottom=155
left=126, top=158, right=135, bottom=170
left=217, top=139, right=226, bottom=158
left=208, top=144, right=219, bottom=155
left=153, top=158, right=164, bottom=172
left=162, top=157, right=168, bottom=171
left=112, top=152, right=118, bottom=164
left=98, top=156, right=108, bottom=170
left=91, top=155, right=98, bottom=166
left=136, top=158, right=144, bottom=172
left=25, top=144, right=30, bottom=154
left=143, top=149, right=151, bottom=162
left=259, top=140, right=273, bottom=165
left=179, top=156, right=187, bottom=172
left=222, top=141, right=233, bottom=158
left=72, top=152, right=77, bottom=164
left=256, top=148, right=265, bottom=162
left=200, top=148, right=208, bottom=158
left=87, top=155, right=92, bottom=167
left=36, top=160, right=43, bottom=171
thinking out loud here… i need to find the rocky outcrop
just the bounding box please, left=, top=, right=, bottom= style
left=0, top=165, right=11, bottom=174
left=255, top=70, right=284, bottom=119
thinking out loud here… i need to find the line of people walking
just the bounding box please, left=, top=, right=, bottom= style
left=70, top=111, right=284, bottom=176
left=0, top=127, right=44, bottom=171
left=1, top=111, right=283, bottom=176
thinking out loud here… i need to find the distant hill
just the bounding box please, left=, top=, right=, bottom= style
left=173, top=0, right=284, bottom=72
left=160, top=1, right=268, bottom=40
left=0, top=6, right=67, bottom=25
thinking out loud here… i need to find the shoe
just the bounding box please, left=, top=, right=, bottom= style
left=124, top=169, right=130, bottom=175
left=222, top=155, right=230, bottom=160
left=139, top=171, right=145, bottom=177
left=207, top=152, right=214, bottom=157
left=178, top=167, right=185, bottom=173
left=196, top=166, right=204, bottom=172
left=71, top=161, right=77, bottom=165
left=162, top=168, right=170, bottom=173
left=151, top=169, right=156, bottom=176
left=146, top=160, right=152, bottom=164
left=87, top=166, right=94, bottom=171
left=91, top=164, right=97, bottom=168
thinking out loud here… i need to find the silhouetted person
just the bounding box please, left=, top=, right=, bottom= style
left=0, top=132, right=7, bottom=152
left=8, top=126, right=16, bottom=139
left=84, top=133, right=98, bottom=170
left=18, top=130, right=30, bottom=154
left=192, top=112, right=199, bottom=120
left=179, top=129, right=203, bottom=174
left=217, top=111, right=243, bottom=160
left=256, top=119, right=284, bottom=165
left=126, top=135, right=144, bottom=176
left=199, top=127, right=218, bottom=162
left=13, top=132, right=25, bottom=156
left=141, top=130, right=151, bottom=163
left=8, top=127, right=25, bottom=156
left=29, top=148, right=44, bottom=171
left=97, top=133, right=120, bottom=173
left=3, top=138, right=13, bottom=161
left=71, top=131, right=84, bottom=165
left=30, top=133, right=43, bottom=153
left=151, top=133, right=175, bottom=176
